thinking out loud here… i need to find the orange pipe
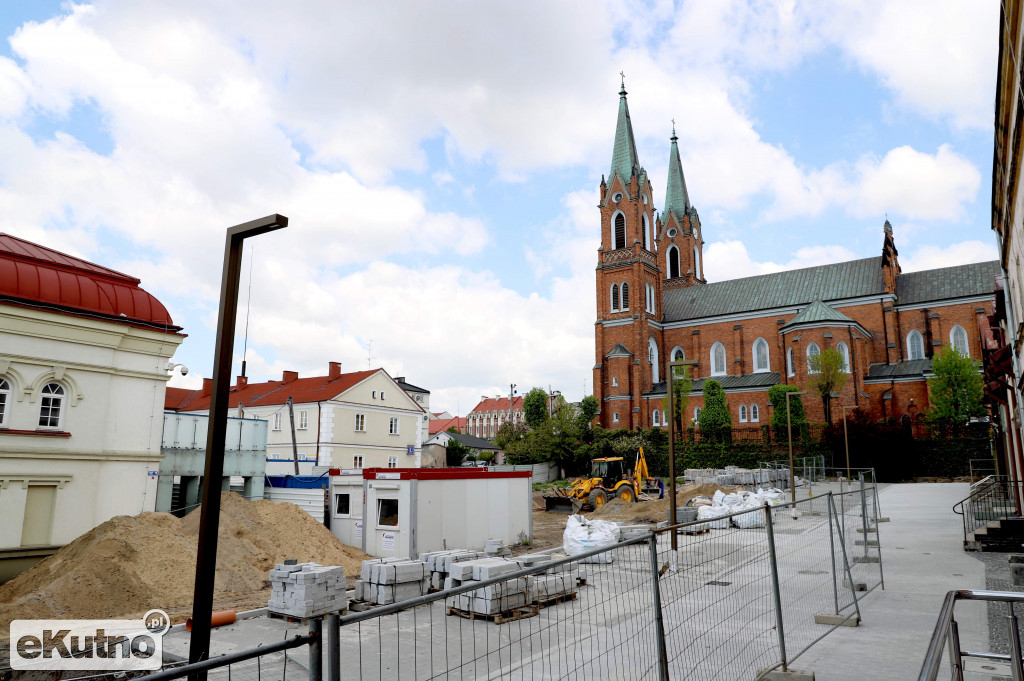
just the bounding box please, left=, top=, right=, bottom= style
left=185, top=610, right=236, bottom=632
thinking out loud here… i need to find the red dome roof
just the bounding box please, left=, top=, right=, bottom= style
left=0, top=233, right=181, bottom=331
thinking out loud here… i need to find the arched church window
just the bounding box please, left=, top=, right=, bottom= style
left=837, top=342, right=851, bottom=373
left=807, top=343, right=820, bottom=374
left=787, top=347, right=795, bottom=377
left=621, top=282, right=629, bottom=310
left=753, top=338, right=769, bottom=373
left=671, top=347, right=684, bottom=362
left=693, top=244, right=702, bottom=278
left=642, top=213, right=649, bottom=250
left=649, top=337, right=660, bottom=383
left=610, top=284, right=619, bottom=312
left=907, top=330, right=924, bottom=360
left=614, top=213, right=626, bottom=250
left=950, top=325, right=969, bottom=356
left=711, top=342, right=726, bottom=376
left=667, top=245, right=680, bottom=279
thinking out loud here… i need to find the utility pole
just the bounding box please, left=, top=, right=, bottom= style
left=509, top=384, right=517, bottom=430
left=287, top=396, right=300, bottom=475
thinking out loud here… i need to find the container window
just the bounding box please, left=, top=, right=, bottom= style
left=335, top=493, right=350, bottom=516
left=377, top=499, right=399, bottom=527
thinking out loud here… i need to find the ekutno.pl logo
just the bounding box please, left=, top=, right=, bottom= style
left=10, top=609, right=170, bottom=671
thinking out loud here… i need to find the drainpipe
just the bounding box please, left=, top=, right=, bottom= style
left=315, top=400, right=324, bottom=467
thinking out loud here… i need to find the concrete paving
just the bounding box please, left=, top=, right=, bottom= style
left=795, top=482, right=987, bottom=680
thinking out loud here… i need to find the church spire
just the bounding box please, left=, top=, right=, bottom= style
left=663, top=122, right=691, bottom=223
left=609, top=76, right=641, bottom=183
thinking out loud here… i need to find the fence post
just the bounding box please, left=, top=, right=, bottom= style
left=326, top=613, right=340, bottom=681
left=647, top=533, right=671, bottom=681
left=764, top=503, right=787, bottom=672
left=308, top=617, right=322, bottom=681
left=829, top=494, right=862, bottom=623
left=858, top=473, right=870, bottom=564
left=826, top=492, right=840, bottom=616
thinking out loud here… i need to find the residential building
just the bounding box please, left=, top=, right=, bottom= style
left=421, top=430, right=502, bottom=467
left=394, top=376, right=430, bottom=446
left=428, top=415, right=467, bottom=436
left=0, top=234, right=185, bottom=581
left=593, top=86, right=999, bottom=429
left=466, top=396, right=524, bottom=439
left=166, top=364, right=426, bottom=472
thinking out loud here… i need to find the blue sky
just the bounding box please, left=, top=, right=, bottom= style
left=0, top=1, right=1000, bottom=414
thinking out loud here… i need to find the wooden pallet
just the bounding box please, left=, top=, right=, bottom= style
left=536, top=591, right=578, bottom=608
left=679, top=527, right=710, bottom=536
left=446, top=604, right=539, bottom=624
left=268, top=608, right=347, bottom=622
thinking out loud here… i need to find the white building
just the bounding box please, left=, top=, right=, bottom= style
left=166, top=364, right=427, bottom=473
left=0, top=233, right=185, bottom=582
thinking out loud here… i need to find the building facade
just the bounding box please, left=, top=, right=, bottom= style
left=166, top=364, right=427, bottom=472
left=593, top=87, right=999, bottom=429
left=466, top=396, right=525, bottom=439
left=0, top=234, right=185, bottom=581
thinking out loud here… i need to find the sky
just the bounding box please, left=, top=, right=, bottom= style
left=0, top=0, right=1002, bottom=416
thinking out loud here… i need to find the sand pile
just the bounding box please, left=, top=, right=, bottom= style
left=592, top=483, right=736, bottom=523
left=0, top=492, right=369, bottom=631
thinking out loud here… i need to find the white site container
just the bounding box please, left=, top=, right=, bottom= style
left=329, top=468, right=533, bottom=558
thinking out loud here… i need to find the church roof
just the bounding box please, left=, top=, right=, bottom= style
left=662, top=257, right=1000, bottom=322
left=609, top=86, right=642, bottom=183
left=662, top=129, right=691, bottom=222
left=781, top=300, right=857, bottom=329
left=647, top=371, right=781, bottom=396
left=865, top=359, right=933, bottom=380
left=605, top=343, right=633, bottom=358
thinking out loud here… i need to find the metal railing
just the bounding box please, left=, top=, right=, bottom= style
left=140, top=483, right=883, bottom=681
left=918, top=589, right=1024, bottom=680
left=953, top=475, right=1023, bottom=545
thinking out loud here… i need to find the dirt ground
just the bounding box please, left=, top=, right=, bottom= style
left=523, top=482, right=735, bottom=552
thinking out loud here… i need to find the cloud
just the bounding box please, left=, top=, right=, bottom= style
left=703, top=241, right=857, bottom=281
left=899, top=240, right=999, bottom=273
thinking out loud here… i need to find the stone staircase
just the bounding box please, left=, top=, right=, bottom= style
left=965, top=517, right=1024, bottom=551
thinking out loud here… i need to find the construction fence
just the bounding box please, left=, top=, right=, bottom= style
left=141, top=481, right=884, bottom=681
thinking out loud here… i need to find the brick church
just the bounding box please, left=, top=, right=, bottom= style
left=593, top=84, right=1001, bottom=429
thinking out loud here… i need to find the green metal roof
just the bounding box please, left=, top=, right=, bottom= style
left=895, top=261, right=1000, bottom=306
left=781, top=300, right=857, bottom=330
left=609, top=87, right=641, bottom=183
left=663, top=129, right=691, bottom=222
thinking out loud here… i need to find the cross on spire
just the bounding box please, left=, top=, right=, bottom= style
left=620, top=71, right=625, bottom=87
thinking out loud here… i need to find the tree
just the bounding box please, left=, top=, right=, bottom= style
left=807, top=347, right=847, bottom=423
left=768, top=384, right=807, bottom=433
left=523, top=387, right=549, bottom=428
left=927, top=348, right=986, bottom=434
left=495, top=420, right=528, bottom=449
left=663, top=365, right=693, bottom=433
left=698, top=379, right=731, bottom=441
left=577, top=395, right=599, bottom=431
left=445, top=435, right=471, bottom=466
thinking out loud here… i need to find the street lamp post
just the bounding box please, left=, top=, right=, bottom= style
left=841, top=405, right=858, bottom=482
left=785, top=391, right=805, bottom=514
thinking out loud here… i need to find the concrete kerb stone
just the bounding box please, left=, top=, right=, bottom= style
left=762, top=669, right=815, bottom=680
left=813, top=613, right=859, bottom=627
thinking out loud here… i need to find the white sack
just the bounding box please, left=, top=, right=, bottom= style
left=563, top=515, right=620, bottom=564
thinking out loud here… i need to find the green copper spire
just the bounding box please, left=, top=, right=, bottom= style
left=663, top=122, right=691, bottom=223
left=609, top=82, right=641, bottom=183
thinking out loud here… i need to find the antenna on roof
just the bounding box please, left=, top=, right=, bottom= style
left=367, top=339, right=374, bottom=369
left=241, top=243, right=255, bottom=378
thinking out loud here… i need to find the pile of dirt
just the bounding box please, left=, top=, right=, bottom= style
left=0, top=492, right=369, bottom=631
left=592, top=483, right=737, bottom=523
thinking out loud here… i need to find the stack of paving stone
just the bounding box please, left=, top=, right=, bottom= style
left=354, top=557, right=430, bottom=606
left=267, top=562, right=347, bottom=618
left=445, top=557, right=529, bottom=615
left=527, top=572, right=576, bottom=605
left=418, top=549, right=485, bottom=590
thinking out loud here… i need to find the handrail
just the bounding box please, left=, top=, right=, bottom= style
left=919, top=589, right=1024, bottom=681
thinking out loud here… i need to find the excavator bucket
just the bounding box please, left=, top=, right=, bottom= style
left=544, top=494, right=582, bottom=514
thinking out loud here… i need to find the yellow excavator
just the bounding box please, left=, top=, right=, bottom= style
left=544, top=447, right=664, bottom=513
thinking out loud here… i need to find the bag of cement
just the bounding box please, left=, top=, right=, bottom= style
left=563, top=514, right=618, bottom=564
left=731, top=504, right=766, bottom=529
left=697, top=505, right=730, bottom=529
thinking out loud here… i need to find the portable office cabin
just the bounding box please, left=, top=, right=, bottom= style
left=329, top=468, right=532, bottom=558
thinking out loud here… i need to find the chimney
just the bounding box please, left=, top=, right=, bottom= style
left=395, top=377, right=405, bottom=383
left=481, top=396, right=488, bottom=402
left=202, top=378, right=212, bottom=397
left=283, top=370, right=299, bottom=383
left=328, top=362, right=342, bottom=381
left=235, top=375, right=248, bottom=390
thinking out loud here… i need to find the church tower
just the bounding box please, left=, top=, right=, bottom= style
left=659, top=124, right=704, bottom=288
left=593, top=82, right=664, bottom=430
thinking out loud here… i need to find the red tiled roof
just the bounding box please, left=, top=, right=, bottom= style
left=469, top=396, right=524, bottom=414
left=428, top=416, right=467, bottom=435
left=0, top=233, right=180, bottom=331
left=164, top=387, right=193, bottom=410
left=165, top=368, right=426, bottom=412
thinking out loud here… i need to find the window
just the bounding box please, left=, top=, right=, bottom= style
left=372, top=390, right=378, bottom=399
left=0, top=377, right=9, bottom=427
left=806, top=343, right=820, bottom=373
left=21, top=485, right=56, bottom=546
left=649, top=337, right=660, bottom=383
left=387, top=455, right=398, bottom=468
left=335, top=493, right=351, bottom=515
left=38, top=383, right=64, bottom=429
left=750, top=404, right=760, bottom=422
left=353, top=455, right=364, bottom=468
left=642, top=213, right=649, bottom=250
left=739, top=404, right=748, bottom=423
left=753, top=338, right=769, bottom=373
left=611, top=283, right=620, bottom=312
left=415, top=395, right=422, bottom=402
left=837, top=342, right=851, bottom=373
left=354, top=413, right=366, bottom=431
left=272, top=412, right=282, bottom=431
left=950, top=325, right=969, bottom=356
left=381, top=391, right=386, bottom=400
left=389, top=417, right=400, bottom=435
left=621, top=282, right=630, bottom=310
left=787, top=347, right=794, bottom=377
left=613, top=412, right=619, bottom=423
left=671, top=347, right=685, bottom=362
left=693, top=245, right=702, bottom=278
left=667, top=245, right=680, bottom=279
left=298, top=410, right=308, bottom=429
left=694, top=407, right=702, bottom=420
left=652, top=409, right=660, bottom=426
left=613, top=212, right=626, bottom=249
left=612, top=376, right=618, bottom=387
left=907, top=330, right=925, bottom=360
left=711, top=342, right=726, bottom=376
left=377, top=498, right=399, bottom=527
